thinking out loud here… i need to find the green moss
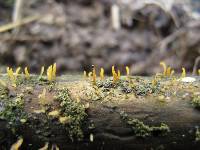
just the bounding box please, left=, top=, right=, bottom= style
left=56, top=88, right=87, bottom=141
left=0, top=91, right=27, bottom=127
left=120, top=111, right=170, bottom=137
left=96, top=77, right=162, bottom=96
left=16, top=75, right=49, bottom=86
left=192, top=96, right=200, bottom=108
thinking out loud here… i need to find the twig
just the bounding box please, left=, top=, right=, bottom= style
left=12, top=0, right=24, bottom=33
left=0, top=15, right=41, bottom=33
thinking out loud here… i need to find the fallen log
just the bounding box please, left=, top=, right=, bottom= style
left=0, top=74, right=200, bottom=150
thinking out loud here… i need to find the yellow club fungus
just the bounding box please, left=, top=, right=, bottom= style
left=24, top=67, right=30, bottom=79
left=7, top=67, right=21, bottom=87
left=88, top=72, right=92, bottom=77
left=40, top=66, right=45, bottom=77
left=126, top=66, right=130, bottom=76
left=83, top=70, right=87, bottom=78
left=92, top=65, right=96, bottom=85
left=160, top=62, right=167, bottom=76
left=166, top=67, right=171, bottom=76
left=15, top=67, right=21, bottom=77
left=7, top=67, right=21, bottom=79
left=181, top=67, right=186, bottom=78
left=170, top=69, right=175, bottom=76
left=112, top=66, right=118, bottom=83
left=38, top=142, right=49, bottom=150
left=47, top=63, right=56, bottom=81
left=7, top=67, right=15, bottom=81
left=198, top=69, right=200, bottom=76
left=100, top=68, right=104, bottom=80
left=47, top=65, right=53, bottom=81
left=52, top=63, right=56, bottom=79
left=117, top=70, right=121, bottom=79
left=10, top=137, right=23, bottom=150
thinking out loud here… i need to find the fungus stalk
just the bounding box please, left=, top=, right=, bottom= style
left=24, top=67, right=30, bottom=79
left=112, top=66, right=118, bottom=83
left=170, top=69, right=175, bottom=76
left=7, top=67, right=15, bottom=82
left=100, top=68, right=104, bottom=80
left=126, top=66, right=130, bottom=80
left=160, top=62, right=167, bottom=76
left=39, top=66, right=45, bottom=77
left=92, top=65, right=96, bottom=85
left=7, top=67, right=21, bottom=86
left=198, top=69, right=200, bottom=76
left=88, top=72, right=92, bottom=79
left=83, top=71, right=87, bottom=78
left=166, top=67, right=171, bottom=76
left=181, top=67, right=186, bottom=78
left=47, top=63, right=56, bottom=81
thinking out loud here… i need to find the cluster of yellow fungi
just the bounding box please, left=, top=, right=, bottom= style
left=84, top=65, right=130, bottom=85
left=6, top=63, right=57, bottom=87
left=159, top=62, right=175, bottom=76
left=159, top=61, right=187, bottom=77
left=47, top=63, right=56, bottom=81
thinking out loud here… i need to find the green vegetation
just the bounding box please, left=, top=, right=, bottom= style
left=96, top=77, right=162, bottom=96
left=0, top=85, right=27, bottom=128
left=192, top=96, right=200, bottom=108
left=56, top=88, right=87, bottom=141
left=120, top=111, right=170, bottom=137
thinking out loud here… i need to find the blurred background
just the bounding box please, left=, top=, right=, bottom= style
left=0, top=0, right=200, bottom=75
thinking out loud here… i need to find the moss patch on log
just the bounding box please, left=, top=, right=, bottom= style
left=55, top=88, right=87, bottom=141
left=120, top=111, right=170, bottom=138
